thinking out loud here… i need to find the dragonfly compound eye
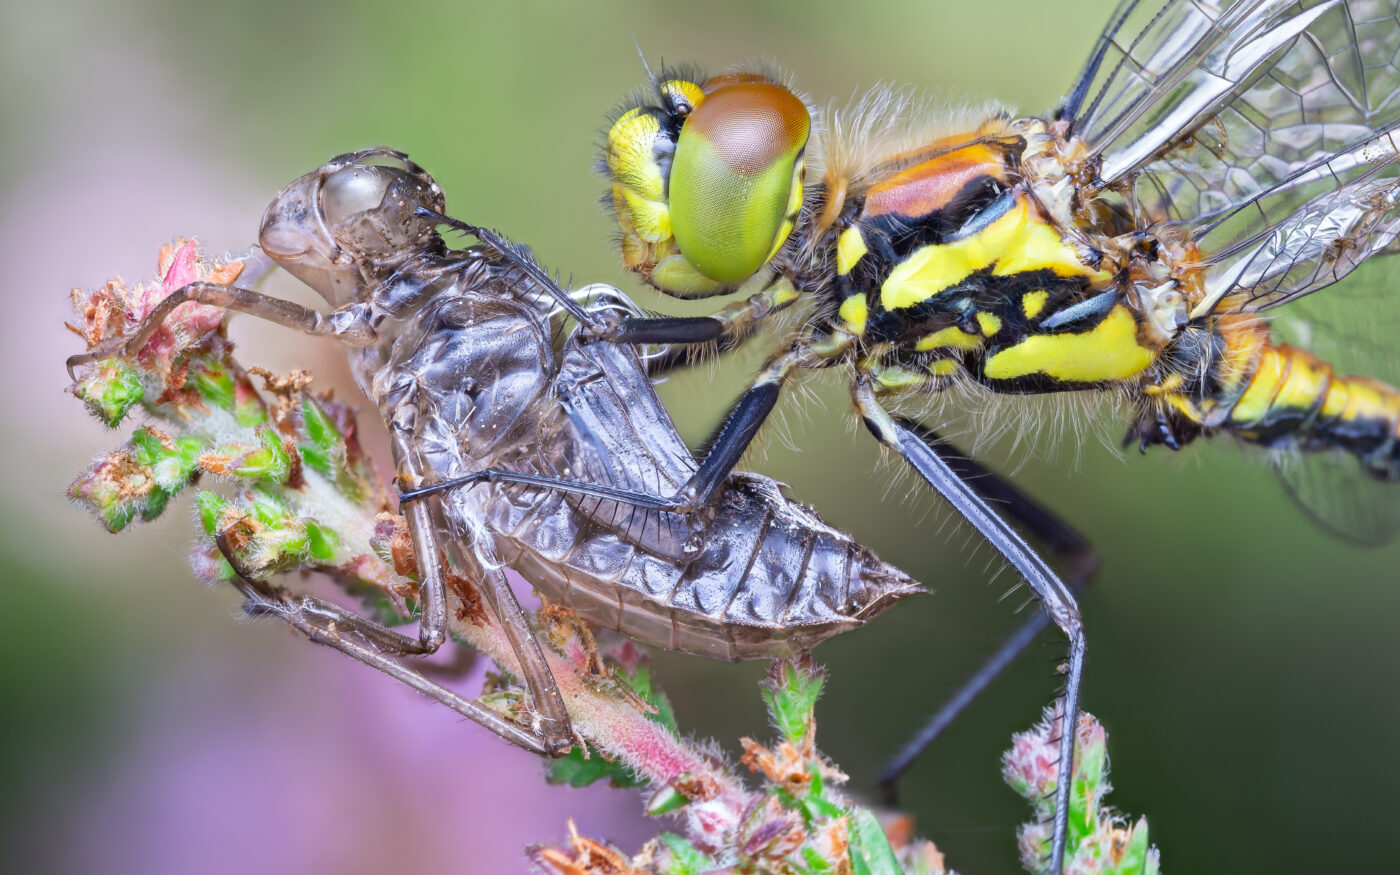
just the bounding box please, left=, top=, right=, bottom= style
left=321, top=163, right=443, bottom=258
left=260, top=151, right=444, bottom=304
left=669, top=81, right=809, bottom=285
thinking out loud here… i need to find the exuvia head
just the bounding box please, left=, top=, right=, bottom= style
left=259, top=148, right=446, bottom=305
left=604, top=67, right=810, bottom=298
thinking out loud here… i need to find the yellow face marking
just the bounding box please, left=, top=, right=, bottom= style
left=880, top=196, right=1108, bottom=312
left=983, top=306, right=1155, bottom=383
left=606, top=109, right=668, bottom=201
left=836, top=226, right=868, bottom=276
left=615, top=185, right=672, bottom=243
left=975, top=312, right=1001, bottom=336
left=652, top=254, right=726, bottom=296
left=914, top=325, right=982, bottom=352
left=661, top=79, right=706, bottom=112
left=839, top=294, right=868, bottom=335
left=1022, top=289, right=1049, bottom=319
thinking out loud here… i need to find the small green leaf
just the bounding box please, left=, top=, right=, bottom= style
left=645, top=782, right=689, bottom=816
left=1115, top=818, right=1150, bottom=875
left=656, top=833, right=712, bottom=875
left=303, top=520, right=339, bottom=562
left=195, top=491, right=230, bottom=534
left=189, top=364, right=236, bottom=412
left=762, top=660, right=824, bottom=746
left=847, top=807, right=902, bottom=875
left=801, top=845, right=836, bottom=874
left=546, top=743, right=644, bottom=789
left=76, top=361, right=145, bottom=426
left=231, top=426, right=293, bottom=482
left=298, top=397, right=345, bottom=478
left=617, top=662, right=677, bottom=733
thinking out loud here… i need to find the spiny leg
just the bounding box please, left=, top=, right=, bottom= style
left=390, top=405, right=574, bottom=755
left=878, top=420, right=1099, bottom=805
left=402, top=348, right=799, bottom=513
left=853, top=378, right=1084, bottom=875
left=215, top=532, right=550, bottom=754
left=65, top=281, right=377, bottom=379
left=67, top=253, right=578, bottom=754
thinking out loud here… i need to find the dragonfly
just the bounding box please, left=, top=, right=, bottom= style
left=66, top=148, right=920, bottom=757
left=413, top=1, right=1400, bottom=870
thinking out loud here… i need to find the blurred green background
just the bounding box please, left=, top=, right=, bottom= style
left=5, top=0, right=1399, bottom=872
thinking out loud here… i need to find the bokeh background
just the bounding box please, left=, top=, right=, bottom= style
left=5, top=0, right=1399, bottom=872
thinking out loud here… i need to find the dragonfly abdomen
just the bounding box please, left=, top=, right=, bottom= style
left=1227, top=343, right=1400, bottom=479
left=1165, top=317, right=1400, bottom=478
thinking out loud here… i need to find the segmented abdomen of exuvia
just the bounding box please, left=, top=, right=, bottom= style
left=1195, top=318, right=1400, bottom=479
left=489, top=474, right=920, bottom=661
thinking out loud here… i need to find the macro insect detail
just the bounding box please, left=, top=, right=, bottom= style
left=66, top=148, right=923, bottom=762
left=581, top=1, right=1400, bottom=871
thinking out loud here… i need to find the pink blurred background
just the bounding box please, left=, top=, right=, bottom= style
left=11, top=1, right=1400, bottom=872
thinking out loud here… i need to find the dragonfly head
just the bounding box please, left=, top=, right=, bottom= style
left=259, top=148, right=445, bottom=305
left=604, top=69, right=810, bottom=297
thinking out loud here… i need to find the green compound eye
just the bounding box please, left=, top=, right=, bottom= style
left=669, top=82, right=810, bottom=284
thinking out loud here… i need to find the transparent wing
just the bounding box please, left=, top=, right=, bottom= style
left=1266, top=256, right=1400, bottom=541
left=1190, top=126, right=1400, bottom=316
left=1066, top=0, right=1400, bottom=229
left=1273, top=449, right=1400, bottom=543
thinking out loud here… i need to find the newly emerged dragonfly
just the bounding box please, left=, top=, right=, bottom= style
left=66, top=149, right=919, bottom=756
left=436, top=1, right=1399, bottom=869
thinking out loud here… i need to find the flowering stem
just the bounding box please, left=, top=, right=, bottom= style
left=66, top=239, right=1161, bottom=874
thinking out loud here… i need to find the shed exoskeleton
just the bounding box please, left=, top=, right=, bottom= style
left=67, top=148, right=919, bottom=757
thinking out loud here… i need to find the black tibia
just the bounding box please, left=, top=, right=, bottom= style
left=878, top=420, right=1099, bottom=805
left=214, top=532, right=551, bottom=755
left=853, top=380, right=1084, bottom=875
left=1124, top=407, right=1202, bottom=453
left=608, top=315, right=728, bottom=345
left=642, top=324, right=757, bottom=378
left=672, top=377, right=783, bottom=508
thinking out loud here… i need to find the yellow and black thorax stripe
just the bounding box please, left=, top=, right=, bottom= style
left=817, top=129, right=1160, bottom=395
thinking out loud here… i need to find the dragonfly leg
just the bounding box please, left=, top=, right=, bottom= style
left=853, top=377, right=1084, bottom=875
left=428, top=206, right=794, bottom=375
left=391, top=406, right=575, bottom=756
left=877, top=419, right=1099, bottom=806
left=214, top=532, right=551, bottom=755
left=400, top=349, right=796, bottom=514
left=588, top=280, right=799, bottom=375
left=65, top=281, right=378, bottom=379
